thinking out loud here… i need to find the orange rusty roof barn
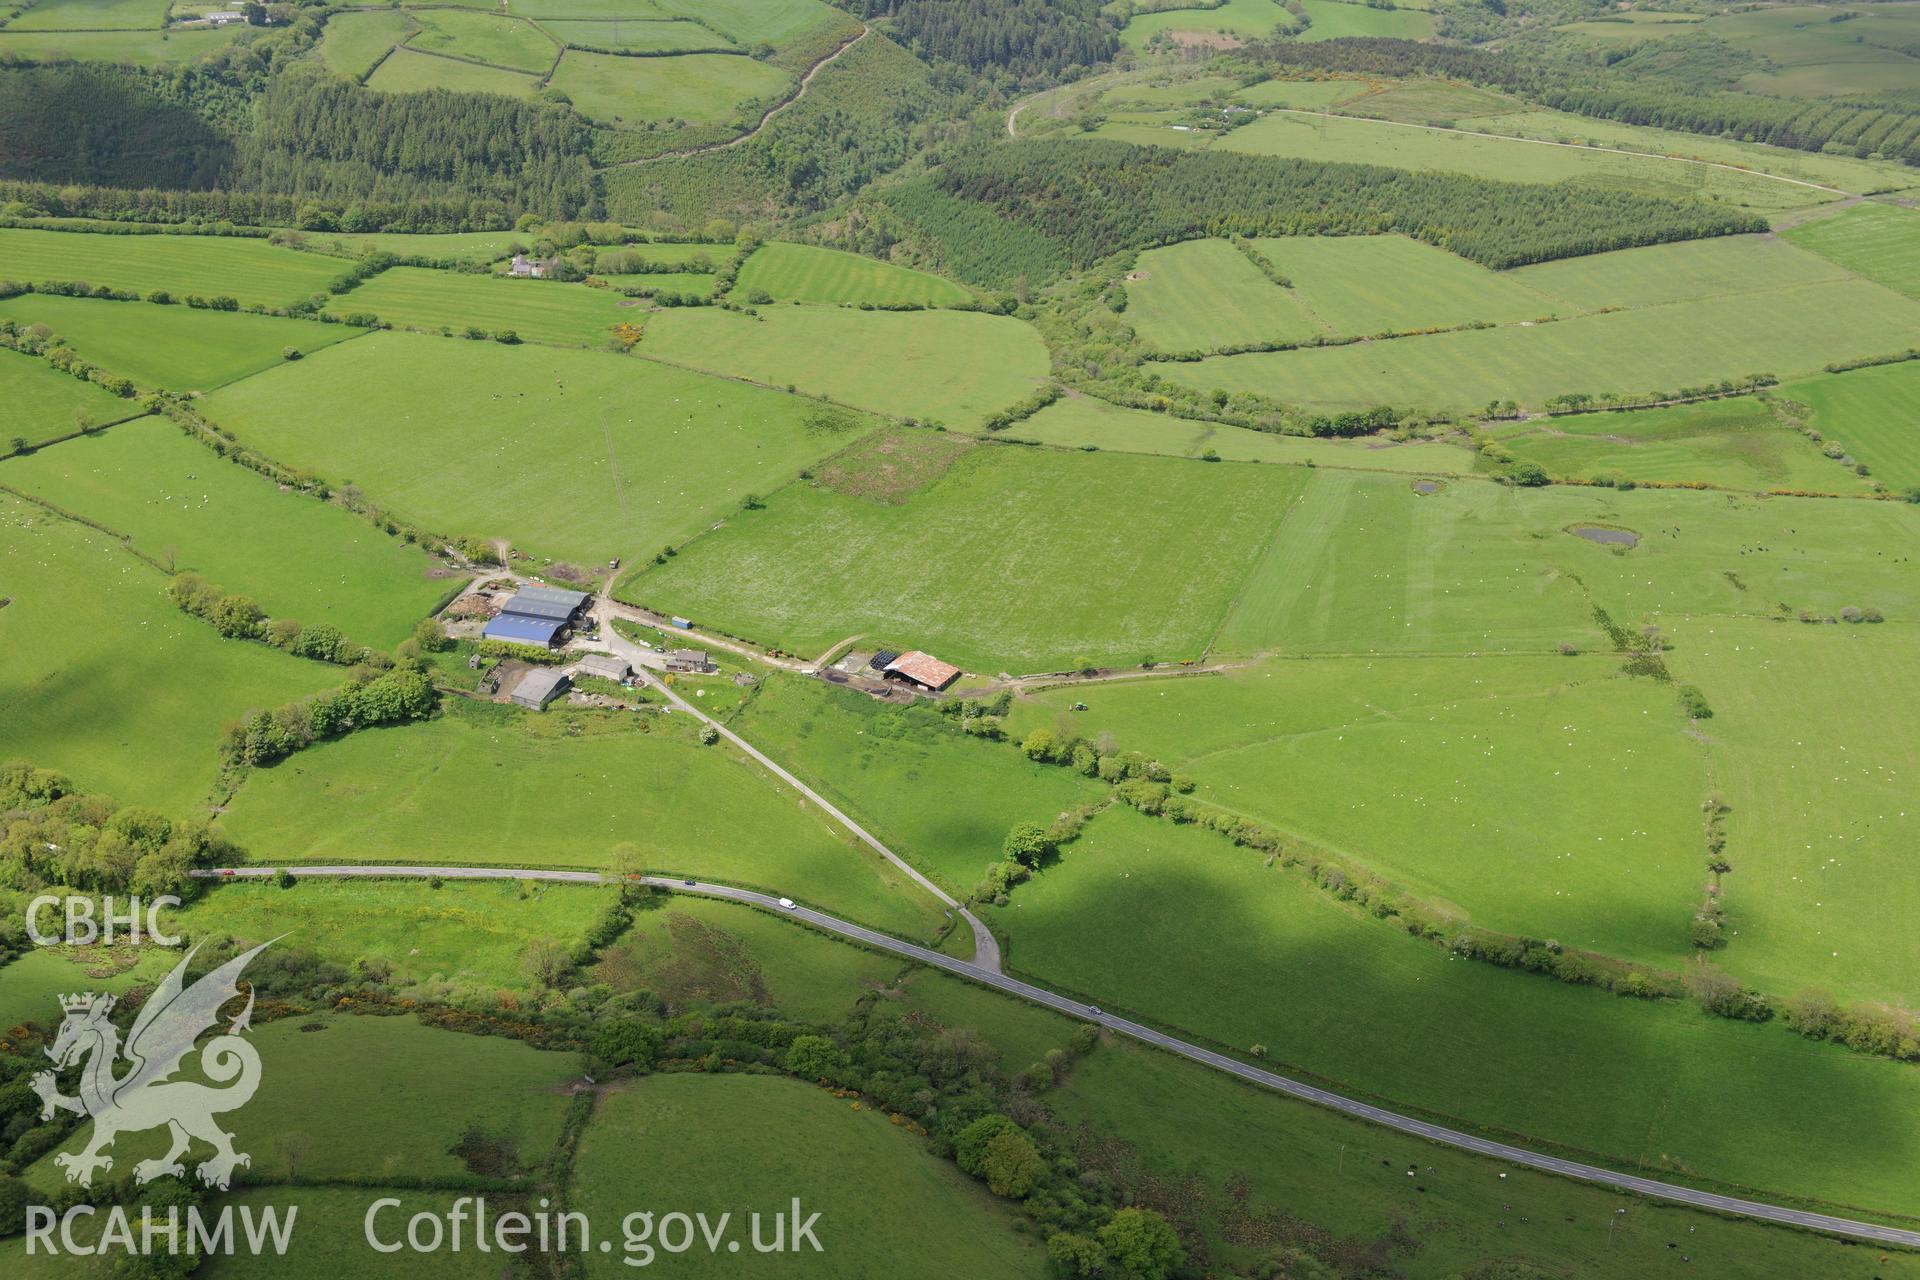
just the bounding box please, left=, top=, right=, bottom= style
left=883, top=650, right=961, bottom=692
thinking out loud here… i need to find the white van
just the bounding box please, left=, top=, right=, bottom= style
left=777, top=897, right=797, bottom=910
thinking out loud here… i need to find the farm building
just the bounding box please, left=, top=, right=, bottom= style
left=516, top=585, right=591, bottom=611
left=883, top=651, right=961, bottom=693
left=868, top=649, right=900, bottom=672
left=483, top=614, right=567, bottom=648
left=500, top=595, right=578, bottom=623
left=666, top=648, right=717, bottom=674
left=508, top=254, right=551, bottom=279
left=508, top=668, right=570, bottom=710
left=576, top=653, right=631, bottom=681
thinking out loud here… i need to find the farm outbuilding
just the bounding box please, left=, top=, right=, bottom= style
left=500, top=595, right=577, bottom=623
left=576, top=653, right=631, bottom=681
left=516, top=585, right=591, bottom=612
left=508, top=668, right=571, bottom=710
left=882, top=651, right=961, bottom=692
left=483, top=614, right=567, bottom=648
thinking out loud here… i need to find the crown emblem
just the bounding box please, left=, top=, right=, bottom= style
left=59, top=992, right=113, bottom=1016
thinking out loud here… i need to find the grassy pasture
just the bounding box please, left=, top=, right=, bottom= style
left=1253, top=233, right=1556, bottom=336
left=4, top=0, right=162, bottom=29
left=1784, top=201, right=1920, bottom=299
left=0, top=494, right=333, bottom=811
left=624, top=443, right=1306, bottom=673
left=651, top=0, right=835, bottom=45
left=407, top=9, right=558, bottom=73
left=1706, top=2, right=1920, bottom=97
left=303, top=228, right=530, bottom=263
left=0, top=24, right=240, bottom=62
left=218, top=698, right=947, bottom=940
left=1014, top=394, right=1476, bottom=473
left=1332, top=79, right=1515, bottom=125
left=548, top=49, right=789, bottom=127
left=733, top=241, right=970, bottom=307
left=316, top=8, right=415, bottom=79
left=0, top=945, right=176, bottom=1039
left=1296, top=0, right=1435, bottom=41
left=199, top=332, right=870, bottom=564
left=603, top=269, right=716, bottom=296
left=1779, top=360, right=1920, bottom=490
left=1215, top=109, right=1847, bottom=210
left=0, top=226, right=344, bottom=309
left=638, top=305, right=1050, bottom=427
left=1123, top=238, right=1323, bottom=351
left=1666, top=616, right=1920, bottom=1006
left=1, top=415, right=450, bottom=645
left=329, top=265, right=630, bottom=346
left=594, top=240, right=737, bottom=269
left=0, top=345, right=140, bottom=447
left=572, top=1075, right=1048, bottom=1279
left=990, top=804, right=1920, bottom=1216
left=195, top=1190, right=479, bottom=1280
left=1008, top=654, right=1707, bottom=965
left=1556, top=10, right=1704, bottom=44
left=366, top=45, right=539, bottom=98
left=540, top=17, right=731, bottom=50
left=1165, top=277, right=1920, bottom=413
left=1234, top=76, right=1361, bottom=108
left=1506, top=233, right=1849, bottom=312
left=1487, top=396, right=1869, bottom=492
left=1120, top=0, right=1294, bottom=51
left=0, top=293, right=356, bottom=390
left=24, top=1015, right=576, bottom=1189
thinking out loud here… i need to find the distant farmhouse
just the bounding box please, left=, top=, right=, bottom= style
left=665, top=648, right=716, bottom=674
left=509, top=254, right=554, bottom=279
left=481, top=585, right=591, bottom=650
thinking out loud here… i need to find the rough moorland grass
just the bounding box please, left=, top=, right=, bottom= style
left=0, top=26, right=242, bottom=65
left=218, top=698, right=948, bottom=940
left=2, top=416, right=450, bottom=645
left=1778, top=359, right=1920, bottom=490
left=991, top=805, right=1920, bottom=1216
left=1296, top=0, right=1435, bottom=41
left=1214, top=469, right=1920, bottom=656
left=0, top=345, right=140, bottom=446
left=0, top=293, right=356, bottom=390
left=1505, top=234, right=1849, bottom=312
left=3, top=0, right=163, bottom=29
left=0, top=226, right=344, bottom=309
left=0, top=494, right=332, bottom=810
left=407, top=9, right=558, bottom=72
left=366, top=45, right=539, bottom=97
left=329, top=265, right=630, bottom=346
left=1214, top=109, right=1844, bottom=211
left=200, top=332, right=873, bottom=564
left=1165, top=277, right=1920, bottom=412
left=571, top=1075, right=1049, bottom=1280
left=1333, top=79, right=1516, bottom=124
left=24, top=1015, right=576, bottom=1189
left=1486, top=395, right=1871, bottom=492
left=732, top=675, right=1108, bottom=893
left=733, top=241, right=970, bottom=308
left=1013, top=395, right=1476, bottom=473
left=548, top=49, right=789, bottom=127
left=1783, top=201, right=1920, bottom=299
left=624, top=443, right=1307, bottom=673
left=1123, top=238, right=1323, bottom=352
left=1252, top=233, right=1556, bottom=336
left=1007, top=654, right=1706, bottom=966
left=638, top=305, right=1051, bottom=428
left=316, top=8, right=416, bottom=79
left=1666, top=616, right=1920, bottom=1006
left=540, top=17, right=732, bottom=52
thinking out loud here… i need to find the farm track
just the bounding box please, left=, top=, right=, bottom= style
left=191, top=861, right=1920, bottom=1250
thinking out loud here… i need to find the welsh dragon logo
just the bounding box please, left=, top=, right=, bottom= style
left=30, top=940, right=275, bottom=1190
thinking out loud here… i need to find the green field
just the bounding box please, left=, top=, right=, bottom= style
left=1255, top=233, right=1556, bottom=335
left=217, top=698, right=947, bottom=939
left=623, top=439, right=1306, bottom=672
left=1, top=415, right=450, bottom=645
left=1667, top=616, right=1920, bottom=1005
left=407, top=9, right=558, bottom=72
left=329, top=265, right=630, bottom=346
left=990, top=804, right=1920, bottom=1215
left=652, top=0, right=836, bottom=45
left=1120, top=0, right=1294, bottom=50
left=571, top=1075, right=1048, bottom=1279
left=4, top=0, right=162, bottom=29
left=0, top=493, right=333, bottom=810
left=1706, top=1, right=1920, bottom=97
left=1007, top=653, right=1706, bottom=965
left=1556, top=10, right=1705, bottom=44
left=0, top=293, right=356, bottom=390
left=1015, top=394, right=1476, bottom=472
left=1486, top=395, right=1870, bottom=492
left=1333, top=79, right=1517, bottom=125
left=302, top=228, right=531, bottom=263
left=1506, top=233, right=1849, bottom=312
left=594, top=240, right=738, bottom=269
left=0, top=346, right=141, bottom=447
left=540, top=17, right=733, bottom=51
left=0, top=226, right=344, bottom=309
left=733, top=241, right=971, bottom=308
left=1778, top=359, right=1920, bottom=490
left=0, top=24, right=240, bottom=62
left=1784, top=201, right=1920, bottom=299
left=548, top=49, right=790, bottom=127
left=199, top=331, right=873, bottom=564
left=638, top=305, right=1050, bottom=427
left=1164, top=276, right=1920, bottom=413
left=316, top=8, right=416, bottom=79
left=1123, top=238, right=1322, bottom=352
left=198, top=1189, right=479, bottom=1280
left=365, top=44, right=540, bottom=98
left=1296, top=0, right=1435, bottom=41
left=0, top=945, right=175, bottom=1037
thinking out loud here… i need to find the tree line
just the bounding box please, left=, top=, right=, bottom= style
left=837, top=0, right=1119, bottom=82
